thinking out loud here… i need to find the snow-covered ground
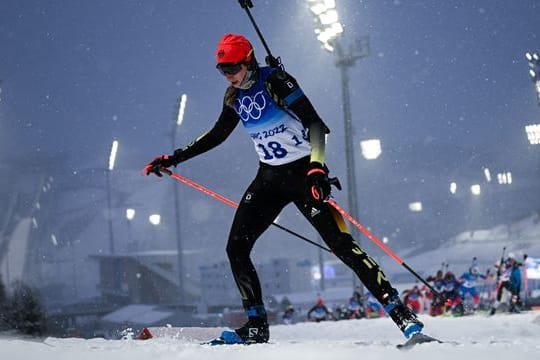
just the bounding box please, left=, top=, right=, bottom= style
left=2, top=311, right=539, bottom=360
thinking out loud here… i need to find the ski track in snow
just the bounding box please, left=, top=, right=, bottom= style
left=1, top=312, right=539, bottom=360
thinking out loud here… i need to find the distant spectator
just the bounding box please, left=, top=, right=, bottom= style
left=403, top=285, right=423, bottom=314
left=364, top=292, right=385, bottom=318
left=490, top=253, right=522, bottom=315
left=345, top=289, right=365, bottom=319
left=426, top=270, right=445, bottom=316
left=282, top=305, right=296, bottom=325
left=442, top=272, right=463, bottom=315
left=459, top=264, right=488, bottom=312
left=307, top=297, right=334, bottom=322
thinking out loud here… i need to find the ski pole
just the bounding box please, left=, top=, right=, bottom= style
left=491, top=246, right=506, bottom=303
left=523, top=254, right=528, bottom=306
left=160, top=168, right=332, bottom=253
left=237, top=0, right=282, bottom=69
left=326, top=198, right=445, bottom=300
left=495, top=246, right=506, bottom=284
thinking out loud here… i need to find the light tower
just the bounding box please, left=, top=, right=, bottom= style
left=306, top=0, right=369, bottom=291
left=525, top=52, right=540, bottom=146
left=106, top=139, right=118, bottom=254
left=172, top=94, right=187, bottom=303
left=526, top=52, right=540, bottom=106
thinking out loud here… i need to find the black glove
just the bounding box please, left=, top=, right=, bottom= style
left=307, top=162, right=341, bottom=202
left=143, top=154, right=177, bottom=177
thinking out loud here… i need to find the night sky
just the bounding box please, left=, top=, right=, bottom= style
left=1, top=1, right=539, bottom=301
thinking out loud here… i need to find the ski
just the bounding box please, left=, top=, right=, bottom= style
left=135, top=326, right=223, bottom=342
left=201, top=330, right=248, bottom=346
left=201, top=336, right=272, bottom=346
left=201, top=337, right=229, bottom=346
left=396, top=333, right=443, bottom=350
left=201, top=329, right=271, bottom=346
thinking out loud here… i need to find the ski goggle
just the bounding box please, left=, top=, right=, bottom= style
left=216, top=62, right=244, bottom=76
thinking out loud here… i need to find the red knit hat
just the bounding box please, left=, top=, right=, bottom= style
left=216, top=34, right=253, bottom=64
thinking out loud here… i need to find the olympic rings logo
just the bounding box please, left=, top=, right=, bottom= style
left=235, top=91, right=266, bottom=122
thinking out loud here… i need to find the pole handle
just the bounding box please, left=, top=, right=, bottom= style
left=238, top=0, right=253, bottom=9
left=237, top=0, right=283, bottom=69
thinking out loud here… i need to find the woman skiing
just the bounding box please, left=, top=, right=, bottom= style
left=144, top=34, right=425, bottom=344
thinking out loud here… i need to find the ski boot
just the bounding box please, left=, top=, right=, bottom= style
left=220, top=305, right=269, bottom=344
left=489, top=300, right=499, bottom=316
left=383, top=289, right=424, bottom=338
left=508, top=296, right=520, bottom=313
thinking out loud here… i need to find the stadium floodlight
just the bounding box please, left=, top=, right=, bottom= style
left=483, top=168, right=492, bottom=182
left=177, top=94, right=187, bottom=126
left=126, top=208, right=135, bottom=221
left=470, top=184, right=481, bottom=196
left=449, top=182, right=457, bottom=194
left=305, top=0, right=344, bottom=52
left=108, top=140, right=118, bottom=171
left=497, top=172, right=513, bottom=185
left=360, top=139, right=382, bottom=160
left=408, top=202, right=423, bottom=212
left=309, top=3, right=327, bottom=16
left=126, top=208, right=136, bottom=252
left=526, top=51, right=540, bottom=106
left=149, top=214, right=161, bottom=226
left=526, top=52, right=539, bottom=62
left=319, top=9, right=339, bottom=25
left=525, top=124, right=540, bottom=145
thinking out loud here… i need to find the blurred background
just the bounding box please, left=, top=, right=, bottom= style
left=0, top=0, right=539, bottom=336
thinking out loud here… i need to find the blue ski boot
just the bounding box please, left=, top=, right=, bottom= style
left=383, top=289, right=424, bottom=338
left=219, top=305, right=269, bottom=344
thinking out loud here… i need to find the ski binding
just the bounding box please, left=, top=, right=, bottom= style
left=396, top=333, right=442, bottom=349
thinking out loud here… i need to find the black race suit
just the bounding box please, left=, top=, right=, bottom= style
left=174, top=66, right=395, bottom=310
